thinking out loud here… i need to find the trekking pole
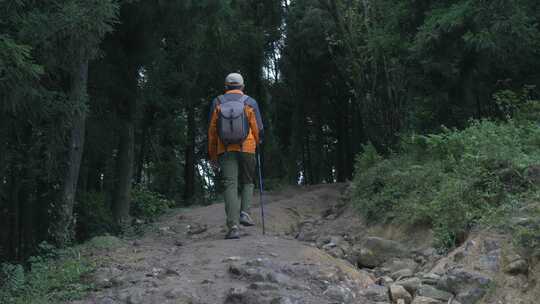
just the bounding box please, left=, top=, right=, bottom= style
left=256, top=147, right=266, bottom=235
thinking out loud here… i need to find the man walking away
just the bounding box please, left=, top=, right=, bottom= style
left=208, top=73, right=264, bottom=239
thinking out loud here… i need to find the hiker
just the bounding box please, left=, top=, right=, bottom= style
left=208, top=73, right=264, bottom=239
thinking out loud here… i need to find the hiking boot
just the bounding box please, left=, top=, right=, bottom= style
left=239, top=211, right=255, bottom=227
left=225, top=225, right=240, bottom=239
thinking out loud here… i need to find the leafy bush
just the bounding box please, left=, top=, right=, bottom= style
left=352, top=119, right=540, bottom=251
left=75, top=191, right=114, bottom=241
left=354, top=142, right=383, bottom=173
left=130, top=186, right=176, bottom=222
left=494, top=85, right=540, bottom=123
left=0, top=243, right=94, bottom=304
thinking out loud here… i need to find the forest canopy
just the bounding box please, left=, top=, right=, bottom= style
left=1, top=0, right=539, bottom=262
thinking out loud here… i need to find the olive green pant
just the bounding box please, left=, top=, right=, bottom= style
left=219, top=152, right=256, bottom=229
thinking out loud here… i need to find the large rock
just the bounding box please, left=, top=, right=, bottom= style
left=356, top=237, right=409, bottom=268
left=323, top=285, right=355, bottom=303
left=394, top=277, right=421, bottom=294
left=419, top=273, right=442, bottom=285
left=437, top=269, right=492, bottom=304
left=267, top=271, right=293, bottom=286
left=477, top=252, right=500, bottom=272
left=347, top=244, right=363, bottom=265
left=295, top=221, right=319, bottom=242
left=416, top=285, right=453, bottom=302
left=326, top=246, right=346, bottom=259
left=383, top=258, right=418, bottom=273
left=411, top=297, right=443, bottom=304
left=357, top=247, right=380, bottom=268
left=229, top=263, right=267, bottom=282
left=359, top=284, right=390, bottom=302
left=224, top=286, right=260, bottom=304
left=391, top=268, right=414, bottom=280
left=389, top=284, right=412, bottom=304
left=375, top=276, right=394, bottom=287
left=504, top=258, right=529, bottom=275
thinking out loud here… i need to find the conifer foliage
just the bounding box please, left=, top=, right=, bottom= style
left=1, top=0, right=539, bottom=261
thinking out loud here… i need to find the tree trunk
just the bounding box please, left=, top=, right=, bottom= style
left=135, top=126, right=147, bottom=185
left=20, top=179, right=34, bottom=259
left=110, top=57, right=138, bottom=228
left=86, top=162, right=103, bottom=192
left=336, top=104, right=347, bottom=183
left=112, top=108, right=135, bottom=229
left=313, top=114, right=324, bottom=184
left=305, top=127, right=313, bottom=185
left=52, top=58, right=88, bottom=247
left=136, top=107, right=154, bottom=184
left=103, top=143, right=116, bottom=195
left=183, top=103, right=196, bottom=204
left=135, top=126, right=144, bottom=185
left=8, top=170, right=21, bottom=260
left=300, top=136, right=307, bottom=185
left=78, top=161, right=89, bottom=193
left=343, top=100, right=353, bottom=180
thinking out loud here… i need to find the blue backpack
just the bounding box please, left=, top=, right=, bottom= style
left=217, top=95, right=250, bottom=147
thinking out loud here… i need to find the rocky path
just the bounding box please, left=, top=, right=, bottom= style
left=74, top=184, right=539, bottom=304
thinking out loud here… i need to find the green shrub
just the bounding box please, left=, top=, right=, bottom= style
left=130, top=186, right=176, bottom=222
left=494, top=85, right=540, bottom=123
left=0, top=263, right=25, bottom=296
left=0, top=244, right=94, bottom=304
left=352, top=119, right=540, bottom=251
left=75, top=191, right=114, bottom=241
left=354, top=142, right=384, bottom=173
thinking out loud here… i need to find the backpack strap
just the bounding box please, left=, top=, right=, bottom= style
left=240, top=95, right=249, bottom=104
left=239, top=95, right=249, bottom=152
left=216, top=95, right=224, bottom=105
left=217, top=94, right=247, bottom=105
left=215, top=95, right=226, bottom=151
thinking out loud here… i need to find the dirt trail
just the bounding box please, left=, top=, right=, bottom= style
left=75, top=184, right=378, bottom=304
left=74, top=184, right=540, bottom=304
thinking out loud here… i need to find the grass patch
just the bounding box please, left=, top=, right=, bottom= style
left=85, top=235, right=125, bottom=251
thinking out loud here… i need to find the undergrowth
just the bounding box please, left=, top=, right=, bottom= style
left=0, top=243, right=94, bottom=304
left=130, top=186, right=176, bottom=222
left=352, top=119, right=540, bottom=252
left=2, top=187, right=177, bottom=303
left=76, top=186, right=176, bottom=239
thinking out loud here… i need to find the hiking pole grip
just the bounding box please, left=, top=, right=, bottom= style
left=256, top=146, right=266, bottom=235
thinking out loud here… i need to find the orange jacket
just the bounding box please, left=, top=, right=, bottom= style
left=208, top=90, right=264, bottom=161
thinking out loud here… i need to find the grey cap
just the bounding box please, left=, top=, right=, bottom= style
left=225, top=73, right=244, bottom=86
